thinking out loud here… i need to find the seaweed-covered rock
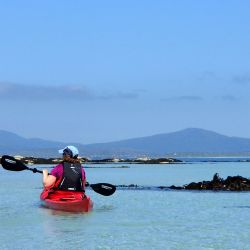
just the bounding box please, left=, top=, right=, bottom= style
left=180, top=173, right=250, bottom=191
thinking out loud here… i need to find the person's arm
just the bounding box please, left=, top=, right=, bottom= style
left=42, top=169, right=57, bottom=188
left=82, top=167, right=86, bottom=188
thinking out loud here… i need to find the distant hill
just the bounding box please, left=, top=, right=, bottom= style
left=0, top=130, right=66, bottom=157
left=1, top=128, right=250, bottom=158
left=83, top=128, right=250, bottom=157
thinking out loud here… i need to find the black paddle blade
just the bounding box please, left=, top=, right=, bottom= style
left=90, top=183, right=116, bottom=196
left=1, top=155, right=28, bottom=171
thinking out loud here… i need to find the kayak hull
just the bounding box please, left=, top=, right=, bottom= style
left=40, top=190, right=93, bottom=213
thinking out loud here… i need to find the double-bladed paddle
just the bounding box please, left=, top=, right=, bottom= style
left=0, top=155, right=116, bottom=196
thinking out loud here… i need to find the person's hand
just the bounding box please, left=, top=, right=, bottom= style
left=43, top=169, right=48, bottom=176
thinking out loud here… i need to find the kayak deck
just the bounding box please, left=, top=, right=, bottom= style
left=40, top=190, right=93, bottom=212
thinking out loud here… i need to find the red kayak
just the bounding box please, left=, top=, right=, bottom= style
left=40, top=189, right=93, bottom=212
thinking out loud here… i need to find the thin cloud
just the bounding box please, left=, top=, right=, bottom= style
left=196, top=72, right=250, bottom=86
left=0, top=82, right=140, bottom=101
left=98, top=91, right=139, bottom=100
left=232, top=75, right=250, bottom=85
left=161, top=95, right=204, bottom=102
left=133, top=88, right=148, bottom=93
left=220, top=95, right=238, bottom=101
left=116, top=92, right=139, bottom=99
left=196, top=71, right=220, bottom=82
left=0, top=82, right=93, bottom=100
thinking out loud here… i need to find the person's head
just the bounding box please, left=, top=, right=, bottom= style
left=58, top=145, right=80, bottom=163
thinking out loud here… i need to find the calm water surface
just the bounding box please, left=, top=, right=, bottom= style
left=1, top=162, right=250, bottom=250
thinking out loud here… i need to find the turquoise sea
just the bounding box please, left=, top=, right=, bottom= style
left=1, top=161, right=250, bottom=250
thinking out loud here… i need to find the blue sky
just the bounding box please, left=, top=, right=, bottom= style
left=0, top=1, right=250, bottom=143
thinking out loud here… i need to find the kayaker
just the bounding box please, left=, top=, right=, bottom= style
left=42, top=145, right=86, bottom=191
left=40, top=146, right=93, bottom=212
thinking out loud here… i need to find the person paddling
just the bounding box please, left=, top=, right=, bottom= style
left=42, top=145, right=86, bottom=197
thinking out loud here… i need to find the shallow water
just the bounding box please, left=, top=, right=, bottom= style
left=1, top=162, right=250, bottom=250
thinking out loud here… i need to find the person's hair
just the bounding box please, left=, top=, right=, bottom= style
left=62, top=154, right=81, bottom=164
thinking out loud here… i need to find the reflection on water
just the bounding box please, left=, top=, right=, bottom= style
left=94, top=205, right=115, bottom=212
left=224, top=206, right=250, bottom=209
left=39, top=204, right=94, bottom=217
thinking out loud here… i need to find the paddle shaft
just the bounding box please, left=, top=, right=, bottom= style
left=26, top=166, right=44, bottom=174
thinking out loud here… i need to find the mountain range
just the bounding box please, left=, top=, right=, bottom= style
left=1, top=128, right=250, bottom=158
